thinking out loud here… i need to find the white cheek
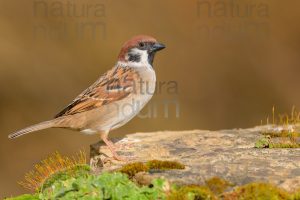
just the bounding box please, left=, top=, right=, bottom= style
left=128, top=48, right=149, bottom=65
left=137, top=49, right=149, bottom=64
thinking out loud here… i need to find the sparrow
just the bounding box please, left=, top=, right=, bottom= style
left=8, top=35, right=165, bottom=160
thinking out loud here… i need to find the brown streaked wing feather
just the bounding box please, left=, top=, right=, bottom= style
left=54, top=66, right=139, bottom=118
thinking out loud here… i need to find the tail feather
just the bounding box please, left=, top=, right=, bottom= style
left=8, top=119, right=59, bottom=139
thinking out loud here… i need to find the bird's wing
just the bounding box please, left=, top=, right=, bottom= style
left=54, top=66, right=139, bottom=118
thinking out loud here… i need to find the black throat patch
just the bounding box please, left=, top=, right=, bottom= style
left=148, top=51, right=155, bottom=66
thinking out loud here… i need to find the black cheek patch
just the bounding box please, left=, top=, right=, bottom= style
left=128, top=53, right=141, bottom=62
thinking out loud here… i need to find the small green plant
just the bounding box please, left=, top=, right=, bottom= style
left=40, top=172, right=167, bottom=200
left=255, top=136, right=271, bottom=148
left=9, top=172, right=167, bottom=200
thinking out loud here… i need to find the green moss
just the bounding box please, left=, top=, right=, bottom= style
left=5, top=194, right=39, bottom=200
left=119, top=162, right=150, bottom=177
left=270, top=143, right=300, bottom=148
left=119, top=160, right=185, bottom=178
left=146, top=160, right=185, bottom=170
left=19, top=151, right=88, bottom=191
left=261, top=131, right=300, bottom=138
left=291, top=189, right=300, bottom=200
left=167, top=177, right=232, bottom=200
left=255, top=136, right=299, bottom=149
left=168, top=185, right=216, bottom=200
left=41, top=164, right=90, bottom=191
left=205, top=177, right=233, bottom=195
left=223, top=183, right=290, bottom=200
left=259, top=107, right=300, bottom=148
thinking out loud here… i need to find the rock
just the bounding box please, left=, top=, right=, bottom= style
left=90, top=127, right=300, bottom=192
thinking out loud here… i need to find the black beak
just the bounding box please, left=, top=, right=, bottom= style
left=151, top=43, right=166, bottom=52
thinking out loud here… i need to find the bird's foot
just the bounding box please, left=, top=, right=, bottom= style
left=112, top=153, right=128, bottom=162
left=112, top=142, right=134, bottom=151
left=100, top=134, right=132, bottom=162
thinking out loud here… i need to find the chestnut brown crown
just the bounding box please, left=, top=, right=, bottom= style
left=118, top=35, right=165, bottom=62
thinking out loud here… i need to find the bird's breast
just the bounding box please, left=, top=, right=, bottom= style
left=109, top=68, right=156, bottom=129
left=133, top=66, right=156, bottom=96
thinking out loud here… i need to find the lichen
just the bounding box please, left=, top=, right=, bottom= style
left=146, top=160, right=185, bottom=170
left=223, top=182, right=290, bottom=200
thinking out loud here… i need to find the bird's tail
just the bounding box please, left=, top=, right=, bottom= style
left=8, top=119, right=61, bottom=139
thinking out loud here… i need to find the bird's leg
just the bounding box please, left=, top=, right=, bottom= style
left=100, top=133, right=126, bottom=161
left=104, top=138, right=118, bottom=150
left=99, top=130, right=118, bottom=149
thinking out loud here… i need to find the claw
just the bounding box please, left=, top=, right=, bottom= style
left=100, top=134, right=127, bottom=161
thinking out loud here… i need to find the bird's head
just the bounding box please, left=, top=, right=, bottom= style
left=118, top=35, right=165, bottom=66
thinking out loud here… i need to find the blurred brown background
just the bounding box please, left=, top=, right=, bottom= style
left=1, top=0, right=300, bottom=198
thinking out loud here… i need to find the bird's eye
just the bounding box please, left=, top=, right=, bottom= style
left=139, top=42, right=145, bottom=48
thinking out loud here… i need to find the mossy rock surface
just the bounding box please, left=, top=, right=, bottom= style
left=91, top=129, right=300, bottom=192
left=7, top=164, right=300, bottom=200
